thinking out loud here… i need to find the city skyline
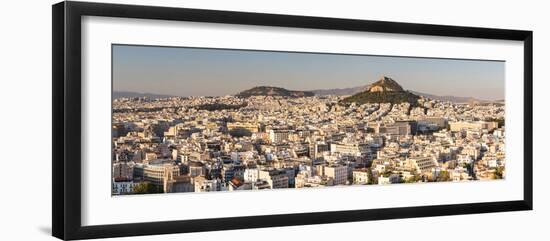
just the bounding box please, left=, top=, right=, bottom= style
left=113, top=44, right=505, bottom=100
left=112, top=45, right=506, bottom=195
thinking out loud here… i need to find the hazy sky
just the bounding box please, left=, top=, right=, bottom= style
left=113, top=44, right=505, bottom=100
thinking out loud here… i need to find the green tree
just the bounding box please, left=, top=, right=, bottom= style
left=229, top=127, right=253, bottom=137
left=405, top=174, right=422, bottom=183
left=367, top=168, right=377, bottom=185
left=494, top=166, right=505, bottom=179
left=340, top=91, right=421, bottom=106
left=133, top=182, right=163, bottom=194
left=436, top=170, right=451, bottom=182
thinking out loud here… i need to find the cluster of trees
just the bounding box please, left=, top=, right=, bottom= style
left=404, top=175, right=423, bottom=183
left=228, top=127, right=253, bottom=137
left=494, top=166, right=505, bottom=179
left=367, top=168, right=377, bottom=185
left=133, top=182, right=163, bottom=194
left=194, top=103, right=247, bottom=111
left=237, top=86, right=315, bottom=98
left=340, top=91, right=420, bottom=106
left=435, top=170, right=451, bottom=182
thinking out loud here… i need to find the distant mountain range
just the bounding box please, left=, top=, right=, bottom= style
left=115, top=77, right=493, bottom=103
left=310, top=85, right=368, bottom=96
left=310, top=77, right=490, bottom=103
left=113, top=91, right=175, bottom=99
left=408, top=91, right=486, bottom=103
left=236, top=86, right=314, bottom=98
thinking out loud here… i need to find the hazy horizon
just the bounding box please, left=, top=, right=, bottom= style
left=113, top=45, right=505, bottom=100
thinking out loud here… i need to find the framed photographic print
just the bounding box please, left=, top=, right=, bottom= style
left=52, top=1, right=533, bottom=240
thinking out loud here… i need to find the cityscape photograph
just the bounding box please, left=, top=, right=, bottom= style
left=111, top=45, right=505, bottom=195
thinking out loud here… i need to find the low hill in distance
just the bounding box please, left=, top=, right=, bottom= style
left=310, top=85, right=368, bottom=96
left=409, top=91, right=485, bottom=103
left=113, top=91, right=174, bottom=99
left=236, top=86, right=315, bottom=98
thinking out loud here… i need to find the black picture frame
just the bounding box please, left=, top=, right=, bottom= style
left=52, top=1, right=533, bottom=240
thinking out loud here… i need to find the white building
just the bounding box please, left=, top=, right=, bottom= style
left=112, top=162, right=134, bottom=180
left=194, top=177, right=223, bottom=192
left=377, top=176, right=391, bottom=185
left=330, top=143, right=361, bottom=156
left=449, top=121, right=498, bottom=132
left=324, top=165, right=348, bottom=185
left=112, top=180, right=138, bottom=195
left=259, top=169, right=289, bottom=189
left=352, top=169, right=370, bottom=184
left=269, top=129, right=291, bottom=143
left=143, top=162, right=180, bottom=186
left=244, top=168, right=259, bottom=182
left=408, top=157, right=438, bottom=174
